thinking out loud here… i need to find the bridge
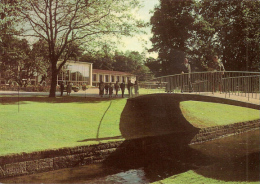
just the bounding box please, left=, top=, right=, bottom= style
left=134, top=71, right=259, bottom=104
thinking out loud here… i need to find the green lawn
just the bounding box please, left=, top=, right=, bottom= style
left=0, top=97, right=126, bottom=156
left=0, top=96, right=259, bottom=156
left=152, top=170, right=260, bottom=184
left=180, top=101, right=259, bottom=128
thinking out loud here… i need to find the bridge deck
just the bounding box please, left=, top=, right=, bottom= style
left=190, top=92, right=259, bottom=105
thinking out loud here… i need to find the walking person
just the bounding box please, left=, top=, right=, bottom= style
left=181, top=58, right=193, bottom=93
left=109, top=83, right=113, bottom=98
left=134, top=80, right=139, bottom=96
left=60, top=82, right=64, bottom=96
left=207, top=55, right=225, bottom=93
left=127, top=80, right=133, bottom=97
left=99, top=80, right=105, bottom=97
left=114, top=81, right=120, bottom=97
left=120, top=81, right=125, bottom=98
left=105, top=83, right=109, bottom=95
left=67, top=82, right=72, bottom=96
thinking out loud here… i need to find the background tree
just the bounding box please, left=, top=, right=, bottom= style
left=80, top=49, right=150, bottom=81
left=149, top=0, right=195, bottom=75
left=197, top=0, right=260, bottom=71
left=113, top=51, right=128, bottom=71
left=15, top=0, right=145, bottom=97
left=144, top=57, right=162, bottom=77
left=150, top=0, right=259, bottom=75
left=0, top=37, right=47, bottom=87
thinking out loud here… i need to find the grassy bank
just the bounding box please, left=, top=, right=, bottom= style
left=0, top=95, right=259, bottom=156
left=180, top=101, right=259, bottom=128
left=0, top=96, right=126, bottom=156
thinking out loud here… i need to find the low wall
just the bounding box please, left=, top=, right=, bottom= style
left=0, top=120, right=259, bottom=179
left=190, top=119, right=260, bottom=144
left=0, top=141, right=122, bottom=179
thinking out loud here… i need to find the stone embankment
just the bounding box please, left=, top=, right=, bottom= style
left=190, top=119, right=260, bottom=144
left=0, top=141, right=123, bottom=179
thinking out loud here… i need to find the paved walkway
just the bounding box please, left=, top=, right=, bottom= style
left=0, top=88, right=259, bottom=105
left=195, top=91, right=260, bottom=105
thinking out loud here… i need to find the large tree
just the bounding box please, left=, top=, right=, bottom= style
left=150, top=0, right=195, bottom=75
left=15, top=0, right=144, bottom=97
left=150, top=0, right=260, bottom=75
left=196, top=0, right=260, bottom=71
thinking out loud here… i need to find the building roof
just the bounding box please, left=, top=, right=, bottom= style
left=57, top=60, right=92, bottom=65
left=92, top=69, right=135, bottom=76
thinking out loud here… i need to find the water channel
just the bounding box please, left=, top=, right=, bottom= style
left=1, top=129, right=259, bottom=183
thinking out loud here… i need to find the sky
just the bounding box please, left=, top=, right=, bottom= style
left=119, top=0, right=159, bottom=58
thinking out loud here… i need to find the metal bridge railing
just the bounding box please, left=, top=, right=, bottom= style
left=130, top=71, right=260, bottom=102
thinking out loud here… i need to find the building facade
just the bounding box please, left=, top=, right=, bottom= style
left=57, top=61, right=93, bottom=86
left=92, top=69, right=136, bottom=86
left=1, top=60, right=136, bottom=88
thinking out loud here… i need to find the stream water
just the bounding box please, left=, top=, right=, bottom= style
left=1, top=129, right=259, bottom=183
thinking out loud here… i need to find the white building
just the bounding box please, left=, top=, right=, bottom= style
left=92, top=69, right=136, bottom=86
left=1, top=60, right=136, bottom=87
left=57, top=60, right=93, bottom=86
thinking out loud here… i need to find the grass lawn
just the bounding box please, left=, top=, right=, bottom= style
left=180, top=101, right=259, bottom=128
left=0, top=96, right=126, bottom=156
left=0, top=95, right=259, bottom=156
left=152, top=170, right=260, bottom=184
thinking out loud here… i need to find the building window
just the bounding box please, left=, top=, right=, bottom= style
left=105, top=75, right=109, bottom=82
left=122, top=76, right=125, bottom=82
left=117, top=76, right=120, bottom=82
left=99, top=75, right=103, bottom=82
left=93, top=74, right=97, bottom=81
left=111, top=76, right=115, bottom=82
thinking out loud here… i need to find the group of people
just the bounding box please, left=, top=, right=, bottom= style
left=98, top=80, right=139, bottom=98
left=181, top=55, right=225, bottom=93
left=60, top=82, right=72, bottom=96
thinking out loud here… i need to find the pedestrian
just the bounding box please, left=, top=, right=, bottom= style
left=207, top=55, right=225, bottom=93
left=134, top=80, right=139, bottom=96
left=99, top=80, right=105, bottom=97
left=114, top=81, right=120, bottom=97
left=127, top=79, right=133, bottom=97
left=181, top=58, right=193, bottom=93
left=60, top=82, right=64, bottom=96
left=67, top=82, right=72, bottom=96
left=105, top=83, right=109, bottom=95
left=120, top=81, right=125, bottom=98
left=109, top=83, right=113, bottom=98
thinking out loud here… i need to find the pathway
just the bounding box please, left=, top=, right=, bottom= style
left=0, top=88, right=259, bottom=105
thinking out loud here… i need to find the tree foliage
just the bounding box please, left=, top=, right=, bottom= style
left=194, top=0, right=260, bottom=71
left=150, top=0, right=195, bottom=75
left=80, top=49, right=149, bottom=81
left=14, top=0, right=145, bottom=97
left=144, top=57, right=162, bottom=77
left=0, top=37, right=48, bottom=87
left=150, top=0, right=260, bottom=75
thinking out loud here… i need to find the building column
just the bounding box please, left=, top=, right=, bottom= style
left=89, top=63, right=93, bottom=86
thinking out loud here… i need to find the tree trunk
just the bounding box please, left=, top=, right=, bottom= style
left=49, top=62, right=58, bottom=97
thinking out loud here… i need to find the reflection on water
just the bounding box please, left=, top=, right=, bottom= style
left=1, top=129, right=259, bottom=183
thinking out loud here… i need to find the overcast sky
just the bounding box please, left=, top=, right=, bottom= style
left=119, top=0, right=159, bottom=58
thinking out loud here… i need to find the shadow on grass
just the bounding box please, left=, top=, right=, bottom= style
left=77, top=136, right=123, bottom=142
left=0, top=96, right=122, bottom=105
left=103, top=94, right=259, bottom=183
